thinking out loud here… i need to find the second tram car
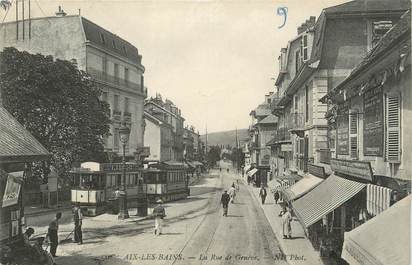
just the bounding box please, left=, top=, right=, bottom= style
left=144, top=161, right=189, bottom=203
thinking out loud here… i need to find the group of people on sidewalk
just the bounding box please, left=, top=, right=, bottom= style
left=259, top=186, right=293, bottom=239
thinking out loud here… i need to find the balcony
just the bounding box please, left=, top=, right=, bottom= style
left=289, top=113, right=305, bottom=137
left=87, top=68, right=144, bottom=94
left=319, top=149, right=331, bottom=165
left=124, top=112, right=132, bottom=123
left=270, top=97, right=283, bottom=112
left=112, top=110, right=121, bottom=121
left=276, top=127, right=291, bottom=142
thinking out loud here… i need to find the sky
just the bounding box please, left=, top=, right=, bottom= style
left=1, top=0, right=349, bottom=133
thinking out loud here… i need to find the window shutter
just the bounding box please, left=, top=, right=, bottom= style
left=349, top=113, right=358, bottom=159
left=302, top=35, right=308, bottom=61
left=386, top=94, right=401, bottom=162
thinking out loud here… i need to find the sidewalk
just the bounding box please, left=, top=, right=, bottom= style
left=244, top=181, right=326, bottom=265
left=24, top=200, right=73, bottom=217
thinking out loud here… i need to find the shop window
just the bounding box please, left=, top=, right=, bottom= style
left=385, top=94, right=401, bottom=162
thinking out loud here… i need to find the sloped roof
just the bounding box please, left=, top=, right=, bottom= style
left=257, top=114, right=278, bottom=125
left=0, top=107, right=50, bottom=163
left=144, top=111, right=163, bottom=125
left=252, top=103, right=271, bottom=117
left=81, top=17, right=143, bottom=66
left=323, top=10, right=410, bottom=101
left=324, top=0, right=410, bottom=15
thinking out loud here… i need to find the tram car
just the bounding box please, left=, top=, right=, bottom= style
left=144, top=161, right=189, bottom=203
left=70, top=162, right=146, bottom=216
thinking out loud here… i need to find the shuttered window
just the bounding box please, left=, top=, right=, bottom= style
left=349, top=113, right=358, bottom=159
left=385, top=94, right=401, bottom=162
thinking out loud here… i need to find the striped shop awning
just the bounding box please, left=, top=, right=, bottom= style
left=283, top=174, right=323, bottom=202
left=247, top=168, right=258, bottom=177
left=366, top=184, right=391, bottom=217
left=292, top=174, right=366, bottom=228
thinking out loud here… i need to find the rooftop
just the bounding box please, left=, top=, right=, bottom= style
left=0, top=107, right=50, bottom=163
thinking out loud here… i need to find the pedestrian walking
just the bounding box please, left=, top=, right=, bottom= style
left=153, top=199, right=166, bottom=236
left=227, top=168, right=229, bottom=173
left=73, top=203, right=83, bottom=244
left=228, top=185, right=236, bottom=203
left=47, top=212, right=62, bottom=257
left=274, top=190, right=280, bottom=204
left=220, top=190, right=230, bottom=216
left=236, top=180, right=240, bottom=192
left=247, top=176, right=251, bottom=185
left=259, top=186, right=267, bottom=204
left=281, top=208, right=292, bottom=239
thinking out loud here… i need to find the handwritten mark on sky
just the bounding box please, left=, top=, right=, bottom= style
left=277, top=7, right=288, bottom=29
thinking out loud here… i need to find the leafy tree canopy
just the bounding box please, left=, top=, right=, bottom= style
left=0, top=47, right=111, bottom=183
left=206, top=145, right=221, bottom=167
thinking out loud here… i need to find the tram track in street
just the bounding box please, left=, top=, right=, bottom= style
left=171, top=171, right=224, bottom=265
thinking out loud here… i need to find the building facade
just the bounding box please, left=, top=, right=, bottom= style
left=144, top=94, right=185, bottom=161
left=0, top=12, right=147, bottom=160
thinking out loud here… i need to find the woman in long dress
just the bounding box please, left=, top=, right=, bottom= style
left=281, top=207, right=292, bottom=239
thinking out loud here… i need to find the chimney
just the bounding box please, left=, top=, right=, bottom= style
left=56, top=6, right=67, bottom=17
left=297, top=16, right=316, bottom=35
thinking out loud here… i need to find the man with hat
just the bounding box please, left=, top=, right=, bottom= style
left=220, top=190, right=230, bottom=217
left=152, top=199, right=166, bottom=236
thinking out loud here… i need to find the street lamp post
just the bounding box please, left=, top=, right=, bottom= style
left=118, top=124, right=130, bottom=219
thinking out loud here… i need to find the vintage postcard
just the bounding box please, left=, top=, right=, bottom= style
left=0, top=0, right=410, bottom=264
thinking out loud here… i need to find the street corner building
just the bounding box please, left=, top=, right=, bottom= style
left=0, top=9, right=148, bottom=161
left=0, top=105, right=50, bottom=249
left=245, top=1, right=411, bottom=264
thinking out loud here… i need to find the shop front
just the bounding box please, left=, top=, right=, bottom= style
left=341, top=195, right=410, bottom=265
left=0, top=106, right=50, bottom=251
left=292, top=174, right=367, bottom=262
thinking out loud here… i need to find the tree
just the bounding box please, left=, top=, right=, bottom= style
left=0, top=47, right=110, bottom=183
left=207, top=145, right=221, bottom=167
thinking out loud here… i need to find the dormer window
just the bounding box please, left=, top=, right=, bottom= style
left=112, top=39, right=117, bottom=49
left=122, top=45, right=127, bottom=54
left=100, top=33, right=106, bottom=44
left=368, top=20, right=393, bottom=50
left=301, top=34, right=309, bottom=62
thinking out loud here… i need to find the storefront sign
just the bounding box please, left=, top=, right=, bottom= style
left=337, top=103, right=349, bottom=155
left=363, top=87, right=384, bottom=156
left=281, top=144, right=292, bottom=152
left=308, top=163, right=326, bottom=178
left=2, top=175, right=21, bottom=208
left=101, top=163, right=140, bottom=172
left=330, top=159, right=372, bottom=181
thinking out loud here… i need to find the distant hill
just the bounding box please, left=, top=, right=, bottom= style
left=200, top=129, right=249, bottom=147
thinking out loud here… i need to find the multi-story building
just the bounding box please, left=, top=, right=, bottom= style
left=321, top=10, right=411, bottom=194
left=183, top=126, right=201, bottom=161
left=271, top=0, right=409, bottom=177
left=267, top=1, right=410, bottom=263
left=143, top=111, right=173, bottom=162
left=248, top=93, right=277, bottom=186
left=144, top=94, right=185, bottom=161
left=0, top=9, right=147, bottom=161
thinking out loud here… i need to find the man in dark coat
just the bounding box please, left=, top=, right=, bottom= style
left=274, top=190, right=280, bottom=204
left=48, top=212, right=62, bottom=257
left=220, top=191, right=230, bottom=217
left=259, top=186, right=267, bottom=204
left=73, top=203, right=83, bottom=244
